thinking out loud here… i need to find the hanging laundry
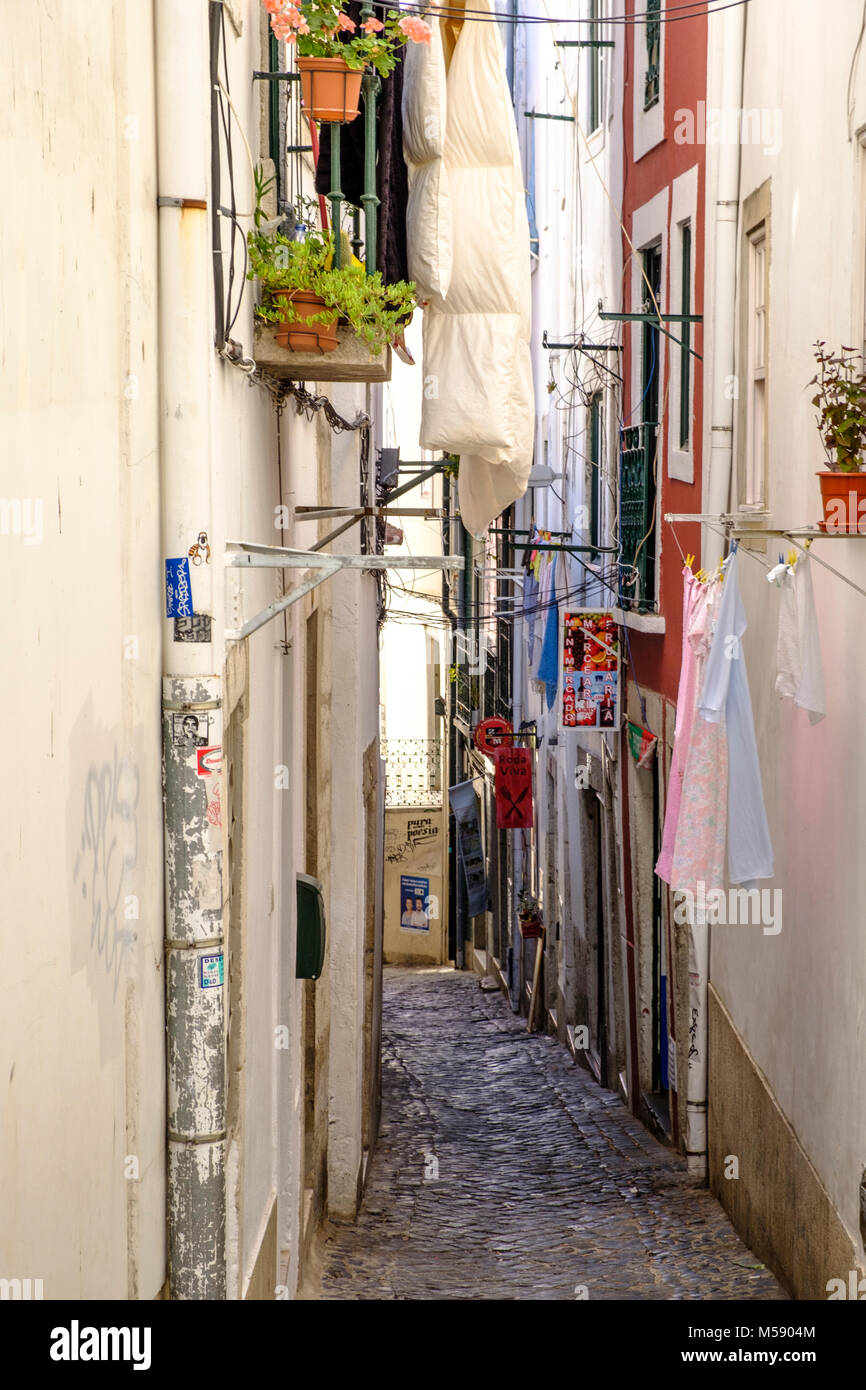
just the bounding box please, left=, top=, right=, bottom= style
left=769, top=552, right=826, bottom=724
left=524, top=568, right=540, bottom=668
left=670, top=577, right=728, bottom=894
left=536, top=555, right=559, bottom=712
left=410, top=0, right=534, bottom=537
left=656, top=567, right=700, bottom=884
left=696, top=548, right=774, bottom=886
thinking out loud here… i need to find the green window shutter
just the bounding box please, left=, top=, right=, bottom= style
left=679, top=223, right=692, bottom=449
left=644, top=0, right=661, bottom=111
left=296, top=873, right=326, bottom=980
left=619, top=421, right=657, bottom=613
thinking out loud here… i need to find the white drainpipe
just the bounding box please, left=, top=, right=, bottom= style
left=687, top=3, right=746, bottom=1181
left=703, top=3, right=746, bottom=569
left=156, top=0, right=226, bottom=1296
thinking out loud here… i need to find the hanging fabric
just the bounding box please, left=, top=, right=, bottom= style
left=412, top=0, right=534, bottom=537
left=656, top=567, right=700, bottom=884
left=771, top=552, right=826, bottom=724
left=670, top=577, right=728, bottom=894
left=696, top=549, right=774, bottom=886
left=536, top=555, right=559, bottom=712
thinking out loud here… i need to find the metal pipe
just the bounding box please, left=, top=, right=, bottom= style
left=687, top=0, right=747, bottom=1181
left=157, top=0, right=227, bottom=1298
left=703, top=2, right=746, bottom=572
left=361, top=69, right=379, bottom=272
left=329, top=123, right=343, bottom=267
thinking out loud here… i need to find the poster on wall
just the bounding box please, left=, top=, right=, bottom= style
left=400, top=875, right=431, bottom=933
left=560, top=611, right=620, bottom=733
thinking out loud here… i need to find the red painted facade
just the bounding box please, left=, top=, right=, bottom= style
left=621, top=2, right=707, bottom=696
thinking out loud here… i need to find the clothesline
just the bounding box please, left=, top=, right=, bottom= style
left=664, top=512, right=866, bottom=603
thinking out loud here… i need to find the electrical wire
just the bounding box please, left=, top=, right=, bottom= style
left=373, top=0, right=753, bottom=26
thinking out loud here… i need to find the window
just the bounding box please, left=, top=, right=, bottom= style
left=679, top=222, right=692, bottom=449
left=641, top=244, right=662, bottom=426
left=587, top=0, right=603, bottom=134
left=644, top=0, right=661, bottom=110
left=745, top=226, right=768, bottom=507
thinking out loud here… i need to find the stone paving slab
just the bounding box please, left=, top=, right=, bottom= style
left=306, top=967, right=786, bottom=1302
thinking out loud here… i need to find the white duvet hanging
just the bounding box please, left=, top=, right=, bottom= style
left=404, top=0, right=534, bottom=537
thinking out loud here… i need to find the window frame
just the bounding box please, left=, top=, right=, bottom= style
left=736, top=179, right=772, bottom=515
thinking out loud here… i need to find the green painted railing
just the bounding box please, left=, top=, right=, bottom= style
left=619, top=421, right=658, bottom=612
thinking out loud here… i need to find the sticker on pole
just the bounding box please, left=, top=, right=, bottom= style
left=473, top=716, right=512, bottom=757
left=200, top=952, right=224, bottom=989
left=165, top=557, right=195, bottom=618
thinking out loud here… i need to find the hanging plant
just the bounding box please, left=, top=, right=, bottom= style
left=809, top=342, right=866, bottom=532
left=248, top=184, right=416, bottom=355
left=263, top=1, right=432, bottom=78
left=809, top=342, right=866, bottom=473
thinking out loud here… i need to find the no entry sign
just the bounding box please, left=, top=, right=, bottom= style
left=495, top=746, right=534, bottom=830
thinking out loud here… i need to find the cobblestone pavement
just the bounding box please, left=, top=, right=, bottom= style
left=308, top=967, right=786, bottom=1301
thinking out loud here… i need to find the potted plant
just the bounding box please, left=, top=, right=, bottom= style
left=517, top=890, right=543, bottom=940
left=248, top=183, right=417, bottom=360
left=809, top=342, right=866, bottom=532
left=263, top=1, right=432, bottom=123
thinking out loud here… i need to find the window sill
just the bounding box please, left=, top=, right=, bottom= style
left=611, top=606, right=666, bottom=635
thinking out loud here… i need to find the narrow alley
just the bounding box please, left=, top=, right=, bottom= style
left=305, top=969, right=785, bottom=1302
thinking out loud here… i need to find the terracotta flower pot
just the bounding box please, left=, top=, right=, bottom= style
left=272, top=288, right=338, bottom=354
left=816, top=469, right=866, bottom=533
left=297, top=56, right=363, bottom=123
left=518, top=916, right=543, bottom=940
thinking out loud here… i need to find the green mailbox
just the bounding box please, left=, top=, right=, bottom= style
left=296, top=873, right=326, bottom=980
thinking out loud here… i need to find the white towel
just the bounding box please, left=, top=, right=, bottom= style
left=773, top=554, right=825, bottom=724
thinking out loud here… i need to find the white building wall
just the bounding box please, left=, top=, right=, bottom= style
left=0, top=0, right=166, bottom=1299
left=707, top=0, right=866, bottom=1268
left=1, top=0, right=379, bottom=1300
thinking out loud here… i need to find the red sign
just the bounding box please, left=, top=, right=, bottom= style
left=474, top=716, right=512, bottom=756
left=495, top=746, right=534, bottom=830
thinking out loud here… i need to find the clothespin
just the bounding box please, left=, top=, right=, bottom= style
left=787, top=549, right=797, bottom=569
left=804, top=537, right=813, bottom=551
left=685, top=552, right=695, bottom=570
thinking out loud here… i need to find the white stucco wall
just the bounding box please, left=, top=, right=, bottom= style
left=707, top=0, right=866, bottom=1254
left=0, top=0, right=166, bottom=1298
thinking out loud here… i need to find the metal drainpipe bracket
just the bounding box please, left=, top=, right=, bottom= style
left=224, top=541, right=464, bottom=640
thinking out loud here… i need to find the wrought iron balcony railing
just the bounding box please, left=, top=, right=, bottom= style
left=383, top=739, right=443, bottom=808
left=619, top=421, right=658, bottom=613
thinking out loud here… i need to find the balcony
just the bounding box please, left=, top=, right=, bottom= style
left=383, top=739, right=443, bottom=808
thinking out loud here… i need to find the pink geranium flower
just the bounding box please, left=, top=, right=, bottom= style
left=398, top=15, right=432, bottom=44
left=271, top=13, right=295, bottom=39
left=336, top=12, right=357, bottom=31
left=362, top=15, right=384, bottom=32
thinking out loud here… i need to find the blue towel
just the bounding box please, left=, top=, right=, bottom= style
left=537, top=556, right=559, bottom=711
